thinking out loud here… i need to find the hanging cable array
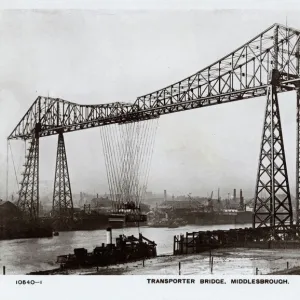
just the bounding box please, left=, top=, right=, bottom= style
left=100, top=118, right=159, bottom=221
left=6, top=141, right=26, bottom=203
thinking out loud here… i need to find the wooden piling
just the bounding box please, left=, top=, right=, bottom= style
left=3, top=266, right=5, bottom=275
left=210, top=257, right=214, bottom=273
left=256, top=267, right=258, bottom=275
left=186, top=232, right=188, bottom=254
left=179, top=262, right=181, bottom=275
left=173, top=236, right=176, bottom=255
left=193, top=232, right=195, bottom=253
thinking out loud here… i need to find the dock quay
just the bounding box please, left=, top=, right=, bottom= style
left=173, top=225, right=300, bottom=255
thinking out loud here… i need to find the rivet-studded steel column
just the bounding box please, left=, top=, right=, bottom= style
left=52, top=133, right=74, bottom=219
left=253, top=75, right=293, bottom=228
left=17, top=134, right=39, bottom=220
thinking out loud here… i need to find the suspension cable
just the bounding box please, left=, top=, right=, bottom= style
left=6, top=140, right=9, bottom=201
left=100, top=118, right=159, bottom=231
left=8, top=141, right=19, bottom=194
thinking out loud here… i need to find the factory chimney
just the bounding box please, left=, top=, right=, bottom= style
left=106, top=227, right=112, bottom=245
left=233, top=189, right=236, bottom=201
left=164, top=190, right=167, bottom=202
left=240, top=189, right=244, bottom=211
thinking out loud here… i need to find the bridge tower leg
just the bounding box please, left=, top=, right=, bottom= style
left=296, top=38, right=300, bottom=225
left=253, top=80, right=293, bottom=228
left=296, top=89, right=300, bottom=225
left=52, top=133, right=74, bottom=223
left=17, top=135, right=39, bottom=220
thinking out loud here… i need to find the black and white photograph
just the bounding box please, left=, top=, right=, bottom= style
left=1, top=4, right=300, bottom=279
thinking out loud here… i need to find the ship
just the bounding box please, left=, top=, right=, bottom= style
left=183, top=210, right=253, bottom=225
left=152, top=189, right=253, bottom=226
left=57, top=231, right=156, bottom=269
left=45, top=210, right=148, bottom=232
left=29, top=228, right=157, bottom=274
left=0, top=220, right=53, bottom=240
left=0, top=200, right=53, bottom=241
left=147, top=217, right=188, bottom=228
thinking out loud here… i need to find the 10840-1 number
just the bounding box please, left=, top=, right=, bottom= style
left=16, top=280, right=42, bottom=285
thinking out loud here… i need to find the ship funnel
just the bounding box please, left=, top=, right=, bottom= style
left=106, top=227, right=112, bottom=245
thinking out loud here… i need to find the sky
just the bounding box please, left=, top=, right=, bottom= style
left=0, top=9, right=299, bottom=200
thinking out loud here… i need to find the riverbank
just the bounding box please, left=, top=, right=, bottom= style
left=2, top=224, right=251, bottom=274
left=268, top=266, right=300, bottom=275
left=26, top=248, right=300, bottom=275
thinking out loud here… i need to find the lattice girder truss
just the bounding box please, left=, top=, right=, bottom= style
left=8, top=24, right=300, bottom=141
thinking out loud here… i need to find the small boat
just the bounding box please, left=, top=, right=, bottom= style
left=168, top=223, right=179, bottom=228
left=53, top=231, right=59, bottom=236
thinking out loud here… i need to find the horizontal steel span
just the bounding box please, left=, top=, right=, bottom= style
left=8, top=23, right=300, bottom=141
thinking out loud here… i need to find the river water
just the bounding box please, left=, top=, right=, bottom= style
left=1, top=223, right=300, bottom=275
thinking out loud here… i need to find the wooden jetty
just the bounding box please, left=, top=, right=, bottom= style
left=173, top=225, right=300, bottom=255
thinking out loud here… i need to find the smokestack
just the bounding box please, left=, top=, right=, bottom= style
left=233, top=189, right=236, bottom=201
left=106, top=227, right=112, bottom=245
left=97, top=193, right=99, bottom=198
left=240, top=189, right=244, bottom=211
left=164, top=190, right=167, bottom=202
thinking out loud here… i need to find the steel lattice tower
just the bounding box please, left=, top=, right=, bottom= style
left=296, top=39, right=300, bottom=225
left=52, top=133, right=74, bottom=218
left=296, top=88, right=300, bottom=225
left=17, top=135, right=39, bottom=220
left=253, top=74, right=293, bottom=228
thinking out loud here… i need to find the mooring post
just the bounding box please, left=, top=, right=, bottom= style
left=3, top=266, right=5, bottom=275
left=186, top=232, right=188, bottom=254
left=173, top=235, right=176, bottom=255
left=179, top=262, right=181, bottom=275
left=287, top=262, right=289, bottom=269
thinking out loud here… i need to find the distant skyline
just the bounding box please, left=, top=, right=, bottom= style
left=1, top=10, right=300, bottom=201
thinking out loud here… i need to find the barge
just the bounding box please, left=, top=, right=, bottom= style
left=56, top=228, right=157, bottom=270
